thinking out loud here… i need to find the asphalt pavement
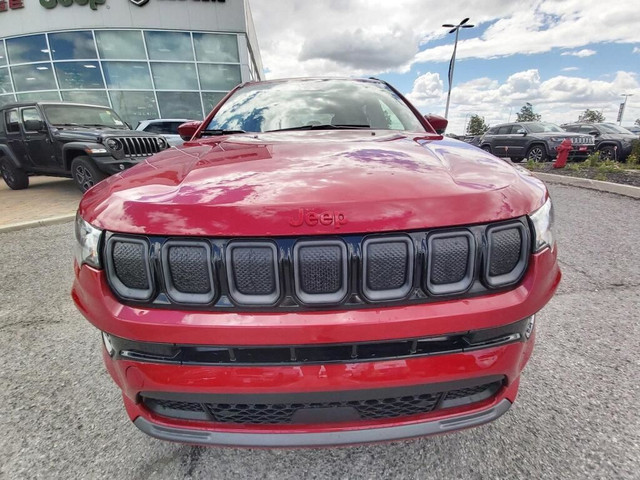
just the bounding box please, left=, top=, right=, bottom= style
left=0, top=184, right=638, bottom=479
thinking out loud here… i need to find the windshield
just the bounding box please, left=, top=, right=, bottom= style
left=205, top=79, right=425, bottom=133
left=598, top=123, right=633, bottom=134
left=42, top=105, right=127, bottom=128
left=526, top=123, right=565, bottom=133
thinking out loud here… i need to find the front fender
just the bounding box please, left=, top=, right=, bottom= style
left=62, top=142, right=112, bottom=168
left=0, top=144, right=22, bottom=168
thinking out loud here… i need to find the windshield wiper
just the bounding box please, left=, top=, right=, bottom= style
left=266, top=124, right=371, bottom=132
left=201, top=129, right=247, bottom=136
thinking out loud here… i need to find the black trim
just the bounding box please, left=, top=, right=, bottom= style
left=361, top=235, right=414, bottom=301
left=484, top=222, right=530, bottom=288
left=105, top=236, right=154, bottom=301
left=293, top=239, right=349, bottom=305
left=161, top=240, right=216, bottom=305
left=142, top=375, right=504, bottom=406
left=109, top=316, right=532, bottom=367
left=425, top=230, right=475, bottom=295
left=102, top=217, right=532, bottom=312
left=225, top=241, right=281, bottom=306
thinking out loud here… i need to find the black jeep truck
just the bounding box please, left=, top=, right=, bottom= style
left=0, top=102, right=169, bottom=192
left=561, top=122, right=638, bottom=161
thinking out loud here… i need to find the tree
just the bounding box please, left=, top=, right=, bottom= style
left=635, top=118, right=640, bottom=127
left=579, top=109, right=605, bottom=123
left=466, top=114, right=489, bottom=135
left=515, top=102, right=541, bottom=122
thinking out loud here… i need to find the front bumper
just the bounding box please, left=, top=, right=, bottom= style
left=72, top=248, right=560, bottom=446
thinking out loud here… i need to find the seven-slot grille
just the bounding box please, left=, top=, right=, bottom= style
left=114, top=136, right=162, bottom=157
left=103, top=219, right=530, bottom=310
left=568, top=136, right=594, bottom=145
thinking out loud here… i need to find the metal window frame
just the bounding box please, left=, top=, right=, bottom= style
left=161, top=240, right=216, bottom=305
left=225, top=241, right=281, bottom=306
left=292, top=239, right=349, bottom=305
left=426, top=231, right=476, bottom=296
left=361, top=235, right=414, bottom=302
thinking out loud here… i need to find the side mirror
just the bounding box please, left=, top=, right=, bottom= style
left=178, top=121, right=202, bottom=141
left=24, top=119, right=45, bottom=132
left=424, top=114, right=448, bottom=135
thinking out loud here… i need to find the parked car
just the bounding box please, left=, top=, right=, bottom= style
left=0, top=102, right=169, bottom=192
left=480, top=121, right=595, bottom=162
left=136, top=118, right=196, bottom=146
left=72, top=78, right=560, bottom=447
left=562, top=122, right=637, bottom=161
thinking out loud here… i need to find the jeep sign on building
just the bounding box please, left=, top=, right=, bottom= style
left=0, top=0, right=264, bottom=125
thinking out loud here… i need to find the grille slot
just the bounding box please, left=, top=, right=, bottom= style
left=142, top=380, right=503, bottom=425
left=484, top=223, right=528, bottom=288
left=115, top=136, right=159, bottom=157
left=362, top=236, right=414, bottom=301
left=162, top=241, right=215, bottom=304
left=226, top=242, right=280, bottom=305
left=293, top=240, right=348, bottom=304
left=105, top=237, right=153, bottom=301
left=426, top=231, right=475, bottom=295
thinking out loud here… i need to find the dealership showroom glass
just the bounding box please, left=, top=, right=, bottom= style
left=0, top=0, right=264, bottom=125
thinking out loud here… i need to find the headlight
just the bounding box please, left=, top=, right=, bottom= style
left=529, top=197, right=555, bottom=252
left=106, top=138, right=122, bottom=151
left=549, top=137, right=565, bottom=142
left=74, top=213, right=103, bottom=268
left=156, top=137, right=168, bottom=149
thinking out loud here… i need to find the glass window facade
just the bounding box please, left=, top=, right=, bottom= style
left=0, top=29, right=248, bottom=125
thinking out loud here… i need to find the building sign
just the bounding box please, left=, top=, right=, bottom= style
left=40, top=0, right=106, bottom=10
left=0, top=0, right=24, bottom=12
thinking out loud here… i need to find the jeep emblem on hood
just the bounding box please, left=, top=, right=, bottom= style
left=289, top=209, right=347, bottom=229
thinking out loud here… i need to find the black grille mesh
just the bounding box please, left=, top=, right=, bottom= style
left=112, top=241, right=149, bottom=290
left=366, top=242, right=408, bottom=290
left=143, top=381, right=500, bottom=425
left=430, top=236, right=469, bottom=285
left=231, top=247, right=276, bottom=295
left=168, top=246, right=211, bottom=294
left=298, top=245, right=342, bottom=294
left=489, top=229, right=522, bottom=276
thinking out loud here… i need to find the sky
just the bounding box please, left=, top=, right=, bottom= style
left=248, top=0, right=640, bottom=134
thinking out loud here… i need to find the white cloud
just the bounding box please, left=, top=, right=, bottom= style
left=633, top=47, right=640, bottom=54
left=562, top=67, right=580, bottom=71
left=561, top=49, right=596, bottom=57
left=407, top=69, right=640, bottom=134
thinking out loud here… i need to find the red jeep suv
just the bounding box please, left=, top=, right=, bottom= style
left=72, top=78, right=560, bottom=447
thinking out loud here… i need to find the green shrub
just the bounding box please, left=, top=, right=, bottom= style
left=630, top=139, right=640, bottom=159
left=585, top=151, right=602, bottom=168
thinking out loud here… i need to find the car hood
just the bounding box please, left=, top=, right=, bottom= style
left=54, top=127, right=160, bottom=143
left=79, top=130, right=548, bottom=236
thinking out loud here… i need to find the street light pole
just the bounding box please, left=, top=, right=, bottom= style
left=619, top=94, right=633, bottom=125
left=442, top=18, right=474, bottom=119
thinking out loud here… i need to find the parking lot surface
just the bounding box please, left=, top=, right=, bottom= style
left=0, top=184, right=638, bottom=479
left=0, top=177, right=79, bottom=229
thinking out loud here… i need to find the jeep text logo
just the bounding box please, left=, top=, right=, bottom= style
left=40, top=0, right=105, bottom=10
left=289, top=209, right=347, bottom=229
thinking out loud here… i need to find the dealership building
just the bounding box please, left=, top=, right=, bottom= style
left=0, top=0, right=264, bottom=125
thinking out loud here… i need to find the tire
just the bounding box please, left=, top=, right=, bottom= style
left=481, top=145, right=492, bottom=154
left=598, top=145, right=616, bottom=161
left=510, top=157, right=524, bottom=163
left=71, top=156, right=107, bottom=193
left=0, top=157, right=29, bottom=190
left=526, top=145, right=548, bottom=163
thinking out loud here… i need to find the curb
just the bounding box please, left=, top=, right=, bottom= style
left=0, top=213, right=75, bottom=234
left=534, top=172, right=640, bottom=199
